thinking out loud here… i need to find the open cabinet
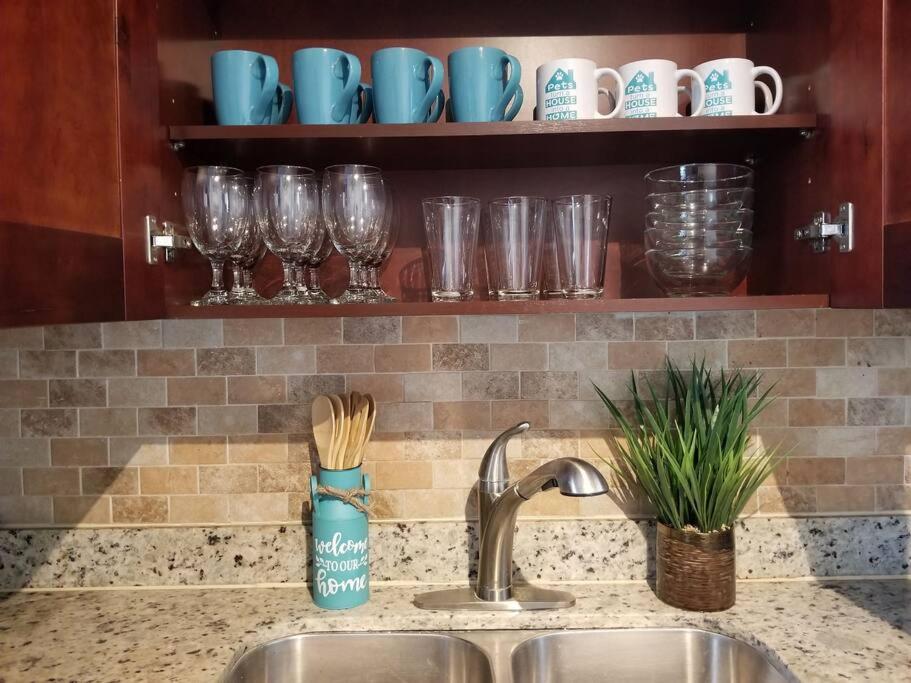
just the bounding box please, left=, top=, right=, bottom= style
left=1, top=0, right=907, bottom=327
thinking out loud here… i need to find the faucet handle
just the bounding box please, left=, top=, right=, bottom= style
left=478, top=421, right=529, bottom=486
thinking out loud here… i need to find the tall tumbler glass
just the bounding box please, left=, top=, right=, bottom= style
left=553, top=194, right=612, bottom=299
left=487, top=196, right=547, bottom=300
left=422, top=196, right=481, bottom=302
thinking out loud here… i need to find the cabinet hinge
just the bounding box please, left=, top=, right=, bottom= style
left=793, top=202, right=854, bottom=253
left=144, top=215, right=193, bottom=265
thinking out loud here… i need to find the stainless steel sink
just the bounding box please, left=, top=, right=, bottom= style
left=220, top=629, right=790, bottom=683
left=219, top=632, right=494, bottom=683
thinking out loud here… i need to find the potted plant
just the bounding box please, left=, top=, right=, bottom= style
left=594, top=358, right=781, bottom=611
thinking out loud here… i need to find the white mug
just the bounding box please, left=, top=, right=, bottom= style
left=617, top=59, right=704, bottom=118
left=535, top=58, right=624, bottom=121
left=694, top=58, right=782, bottom=116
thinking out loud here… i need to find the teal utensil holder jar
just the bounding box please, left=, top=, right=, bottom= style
left=310, top=466, right=370, bottom=610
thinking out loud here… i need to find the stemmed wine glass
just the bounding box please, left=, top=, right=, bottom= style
left=321, top=165, right=387, bottom=304
left=298, top=222, right=334, bottom=303
left=363, top=189, right=398, bottom=303
left=254, top=165, right=320, bottom=304
left=181, top=165, right=248, bottom=306
left=228, top=226, right=269, bottom=305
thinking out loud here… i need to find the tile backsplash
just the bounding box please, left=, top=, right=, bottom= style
left=0, top=308, right=910, bottom=527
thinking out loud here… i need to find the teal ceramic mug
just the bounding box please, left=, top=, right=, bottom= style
left=293, top=47, right=362, bottom=124
left=448, top=46, right=523, bottom=122
left=269, top=83, right=293, bottom=124
left=371, top=47, right=444, bottom=124
left=340, top=83, right=373, bottom=124
left=212, top=49, right=279, bottom=125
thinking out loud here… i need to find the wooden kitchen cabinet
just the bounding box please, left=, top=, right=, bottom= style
left=1, top=0, right=906, bottom=327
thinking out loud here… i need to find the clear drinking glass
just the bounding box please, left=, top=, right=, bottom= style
left=363, top=189, right=398, bottom=303
left=226, top=178, right=269, bottom=305
left=487, top=196, right=547, bottom=300
left=254, top=165, right=320, bottom=304
left=553, top=194, right=612, bottom=299
left=322, top=165, right=387, bottom=304
left=298, top=221, right=334, bottom=304
left=181, top=165, right=247, bottom=306
left=422, top=196, right=481, bottom=302
left=541, top=219, right=562, bottom=298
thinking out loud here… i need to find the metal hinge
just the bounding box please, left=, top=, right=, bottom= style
left=794, top=202, right=854, bottom=253
left=144, top=215, right=193, bottom=265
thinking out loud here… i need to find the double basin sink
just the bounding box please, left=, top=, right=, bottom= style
left=221, top=628, right=790, bottom=682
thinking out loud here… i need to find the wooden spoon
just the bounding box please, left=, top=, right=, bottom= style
left=345, top=393, right=364, bottom=469
left=328, top=394, right=346, bottom=469
left=311, top=395, right=336, bottom=471
left=359, top=394, right=377, bottom=467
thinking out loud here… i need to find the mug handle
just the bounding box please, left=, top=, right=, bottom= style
left=593, top=67, right=624, bottom=119
left=751, top=65, right=783, bottom=114
left=275, top=85, right=293, bottom=124
left=754, top=81, right=773, bottom=114
left=495, top=55, right=523, bottom=121
left=355, top=84, right=374, bottom=123
left=416, top=55, right=445, bottom=123
left=675, top=68, right=704, bottom=116
left=252, top=55, right=279, bottom=124
left=332, top=53, right=362, bottom=123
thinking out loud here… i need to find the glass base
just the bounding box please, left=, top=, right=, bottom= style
left=542, top=290, right=564, bottom=300
left=227, top=288, right=270, bottom=305
left=332, top=288, right=369, bottom=304
left=191, top=289, right=229, bottom=306
left=432, top=290, right=473, bottom=302
left=363, top=287, right=398, bottom=303
left=561, top=289, right=604, bottom=300
left=494, top=290, right=539, bottom=301
left=270, top=284, right=310, bottom=305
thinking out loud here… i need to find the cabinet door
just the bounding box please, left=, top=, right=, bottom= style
left=0, top=0, right=125, bottom=326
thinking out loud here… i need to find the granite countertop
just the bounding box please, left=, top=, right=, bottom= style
left=0, top=579, right=907, bottom=682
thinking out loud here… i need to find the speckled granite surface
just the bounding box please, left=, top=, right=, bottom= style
left=1, top=516, right=908, bottom=589
left=0, top=580, right=907, bottom=682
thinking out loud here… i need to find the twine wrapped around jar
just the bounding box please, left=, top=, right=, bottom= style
left=656, top=523, right=735, bottom=612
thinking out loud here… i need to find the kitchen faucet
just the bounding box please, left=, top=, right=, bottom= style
left=414, top=422, right=609, bottom=610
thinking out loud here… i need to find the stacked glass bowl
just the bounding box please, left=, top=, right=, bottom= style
left=643, top=163, right=754, bottom=297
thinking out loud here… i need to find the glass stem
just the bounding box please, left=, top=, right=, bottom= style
left=231, top=262, right=244, bottom=293
left=282, top=261, right=295, bottom=289
left=307, top=266, right=322, bottom=291
left=242, top=268, right=255, bottom=290
left=368, top=266, right=380, bottom=289
left=210, top=259, right=225, bottom=292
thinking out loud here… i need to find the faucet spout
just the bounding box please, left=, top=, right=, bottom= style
left=515, top=457, right=609, bottom=499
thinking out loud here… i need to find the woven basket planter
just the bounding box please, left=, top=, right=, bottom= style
left=656, top=523, right=735, bottom=612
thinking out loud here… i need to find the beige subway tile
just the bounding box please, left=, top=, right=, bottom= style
left=0, top=468, right=22, bottom=495
left=258, top=463, right=310, bottom=492
left=286, top=430, right=314, bottom=464
left=432, top=460, right=483, bottom=488
left=375, top=402, right=433, bottom=432
left=400, top=489, right=468, bottom=518
left=520, top=490, right=581, bottom=516
left=316, top=345, right=374, bottom=373
left=49, top=379, right=105, bottom=407
left=521, top=371, right=578, bottom=400
left=287, top=374, right=345, bottom=402
left=877, top=368, right=911, bottom=396
left=695, top=311, right=755, bottom=339
left=361, top=434, right=406, bottom=461
left=459, top=315, right=517, bottom=343
left=343, top=317, right=401, bottom=344
left=432, top=343, right=488, bottom=371
left=576, top=313, right=633, bottom=341
left=757, top=368, right=816, bottom=397
left=0, top=380, right=47, bottom=409
left=108, top=378, right=166, bottom=407
left=51, top=438, right=108, bottom=467
left=787, top=457, right=844, bottom=485
left=877, top=427, right=911, bottom=455
left=198, top=405, right=257, bottom=435
left=875, top=485, right=911, bottom=511
left=488, top=343, right=548, bottom=371
left=522, top=430, right=578, bottom=459
left=401, top=372, right=457, bottom=402
left=23, top=468, right=80, bottom=495
left=109, top=437, right=168, bottom=466
left=817, top=309, right=873, bottom=337
left=137, top=349, right=196, bottom=377
left=491, top=400, right=548, bottom=429
left=227, top=376, right=285, bottom=405
left=21, top=408, right=77, bottom=437
left=0, top=350, right=18, bottom=378
left=847, top=398, right=904, bottom=426
left=462, top=372, right=519, bottom=400
left=162, top=319, right=222, bottom=348
left=549, top=342, right=609, bottom=370
left=169, top=436, right=226, bottom=465
left=846, top=338, right=905, bottom=367
left=77, top=350, right=135, bottom=378
left=80, top=408, right=137, bottom=436
left=228, top=434, right=289, bottom=463
left=845, top=456, right=904, bottom=485
left=228, top=493, right=289, bottom=522
left=634, top=313, right=694, bottom=341
left=0, top=327, right=43, bottom=349
left=816, top=427, right=876, bottom=456
left=197, top=348, right=255, bottom=376
left=45, top=324, right=102, bottom=350
left=199, top=465, right=257, bottom=493
left=667, top=340, right=726, bottom=370
left=169, top=494, right=229, bottom=523
left=53, top=496, right=111, bottom=524
left=257, top=404, right=311, bottom=433
left=755, top=309, right=814, bottom=338
left=102, top=321, right=161, bottom=349
left=345, top=373, right=403, bottom=403
left=374, top=344, right=431, bottom=372
left=0, top=409, right=17, bottom=437
left=289, top=492, right=309, bottom=521
left=873, top=309, right=911, bottom=336
left=81, top=466, right=139, bottom=495
left=816, top=485, right=875, bottom=512
left=369, top=490, right=404, bottom=519
left=167, top=377, right=226, bottom=406
left=223, top=319, right=282, bottom=346
left=0, top=438, right=50, bottom=466
left=788, top=399, right=844, bottom=427
left=608, top=341, right=666, bottom=370
left=728, top=339, right=787, bottom=368
left=256, top=346, right=315, bottom=375
left=751, top=397, right=788, bottom=427
left=402, top=316, right=458, bottom=343
left=284, top=317, right=342, bottom=345
left=788, top=339, right=846, bottom=367
left=757, top=486, right=816, bottom=513
left=518, top=314, right=575, bottom=342
left=433, top=401, right=491, bottom=430
left=20, top=350, right=76, bottom=378
left=111, top=496, right=168, bottom=523
left=549, top=400, right=612, bottom=430
left=140, top=466, right=197, bottom=494
left=0, top=496, right=52, bottom=524
left=816, top=368, right=876, bottom=398
left=401, top=432, right=460, bottom=460
left=138, top=407, right=196, bottom=436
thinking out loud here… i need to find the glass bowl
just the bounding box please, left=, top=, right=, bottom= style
left=646, top=210, right=754, bottom=232
left=645, top=163, right=754, bottom=194
left=646, top=187, right=755, bottom=210
left=645, top=247, right=753, bottom=297
left=645, top=228, right=753, bottom=250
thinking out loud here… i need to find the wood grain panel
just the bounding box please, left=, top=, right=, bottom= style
left=884, top=0, right=911, bottom=225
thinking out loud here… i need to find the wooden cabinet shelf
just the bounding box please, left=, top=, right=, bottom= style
left=167, top=294, right=829, bottom=319
left=169, top=115, right=818, bottom=169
